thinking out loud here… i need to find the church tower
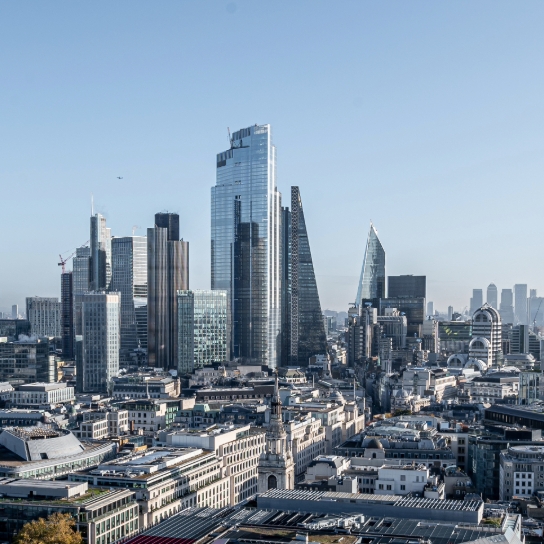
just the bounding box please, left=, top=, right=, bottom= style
left=258, top=372, right=295, bottom=492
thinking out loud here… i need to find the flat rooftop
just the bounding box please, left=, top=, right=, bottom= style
left=125, top=506, right=514, bottom=544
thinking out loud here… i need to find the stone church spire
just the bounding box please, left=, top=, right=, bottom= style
left=257, top=370, right=294, bottom=492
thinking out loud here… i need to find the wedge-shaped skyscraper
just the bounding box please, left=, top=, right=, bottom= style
left=355, top=223, right=385, bottom=308
left=282, top=187, right=327, bottom=366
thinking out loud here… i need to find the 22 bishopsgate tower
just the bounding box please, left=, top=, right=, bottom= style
left=211, top=125, right=282, bottom=367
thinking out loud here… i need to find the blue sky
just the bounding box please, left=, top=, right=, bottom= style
left=1, top=1, right=543, bottom=314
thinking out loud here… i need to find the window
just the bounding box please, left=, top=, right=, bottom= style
left=400, top=475, right=406, bottom=481
left=386, top=485, right=392, bottom=491
left=400, top=485, right=406, bottom=491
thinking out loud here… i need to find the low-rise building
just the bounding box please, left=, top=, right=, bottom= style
left=0, top=478, right=137, bottom=544
left=9, top=382, right=75, bottom=408
left=159, top=424, right=266, bottom=505
left=112, top=374, right=181, bottom=400
left=374, top=464, right=429, bottom=496
left=121, top=399, right=181, bottom=443
left=464, top=372, right=519, bottom=403
left=500, top=445, right=544, bottom=501
left=70, top=447, right=227, bottom=529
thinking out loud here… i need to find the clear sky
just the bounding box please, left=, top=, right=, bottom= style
left=1, top=1, right=543, bottom=315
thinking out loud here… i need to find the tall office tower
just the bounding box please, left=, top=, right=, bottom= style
left=75, top=292, right=120, bottom=393
left=469, top=304, right=502, bottom=368
left=469, top=289, right=483, bottom=315
left=426, top=301, right=434, bottom=317
left=514, top=284, right=528, bottom=325
left=487, top=283, right=498, bottom=308
left=448, top=306, right=454, bottom=320
left=422, top=317, right=439, bottom=353
left=177, top=290, right=229, bottom=375
left=500, top=288, right=515, bottom=324
left=111, top=236, right=147, bottom=363
left=147, top=213, right=189, bottom=370
left=211, top=124, right=282, bottom=367
left=388, top=275, right=426, bottom=299
left=90, top=213, right=112, bottom=291
left=25, top=297, right=61, bottom=337
left=11, top=305, right=18, bottom=319
left=355, top=223, right=385, bottom=308
left=61, top=272, right=74, bottom=358
left=281, top=187, right=327, bottom=366
left=73, top=246, right=91, bottom=296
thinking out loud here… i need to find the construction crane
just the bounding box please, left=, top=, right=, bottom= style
left=58, top=240, right=89, bottom=274
left=533, top=298, right=543, bottom=331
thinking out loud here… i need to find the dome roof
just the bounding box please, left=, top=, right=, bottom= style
left=472, top=303, right=501, bottom=322
left=329, top=389, right=345, bottom=404
left=367, top=437, right=384, bottom=450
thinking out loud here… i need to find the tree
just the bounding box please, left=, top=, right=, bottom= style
left=14, top=512, right=83, bottom=544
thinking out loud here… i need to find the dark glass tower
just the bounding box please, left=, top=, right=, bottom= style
left=281, top=187, right=327, bottom=366
left=355, top=223, right=385, bottom=308
left=61, top=272, right=74, bottom=359
left=147, top=213, right=189, bottom=370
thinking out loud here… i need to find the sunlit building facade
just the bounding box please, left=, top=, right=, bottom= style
left=211, top=124, right=282, bottom=367
left=177, top=289, right=229, bottom=374
left=355, top=223, right=385, bottom=308
left=111, top=236, right=147, bottom=363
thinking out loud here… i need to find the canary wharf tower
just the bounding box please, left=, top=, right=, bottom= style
left=211, top=125, right=282, bottom=367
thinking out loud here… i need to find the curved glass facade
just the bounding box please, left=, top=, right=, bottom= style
left=355, top=223, right=385, bottom=307
left=211, top=125, right=282, bottom=367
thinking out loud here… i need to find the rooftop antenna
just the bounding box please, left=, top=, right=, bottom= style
left=227, top=127, right=232, bottom=147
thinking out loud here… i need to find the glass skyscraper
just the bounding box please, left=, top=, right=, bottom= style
left=355, top=223, right=385, bottom=308
left=177, top=289, right=229, bottom=374
left=147, top=213, right=189, bottom=370
left=90, top=213, right=112, bottom=291
left=282, top=187, right=327, bottom=365
left=211, top=124, right=282, bottom=367
left=111, top=236, right=147, bottom=363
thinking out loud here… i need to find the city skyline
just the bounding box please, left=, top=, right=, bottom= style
left=2, top=2, right=544, bottom=313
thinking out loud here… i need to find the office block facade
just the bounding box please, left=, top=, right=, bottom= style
left=177, top=289, right=229, bottom=374
left=25, top=297, right=61, bottom=337
left=514, top=284, right=528, bottom=325
left=500, top=288, right=515, bottom=324
left=90, top=213, right=112, bottom=291
left=61, top=272, right=74, bottom=358
left=75, top=292, right=120, bottom=393
left=111, top=236, right=147, bottom=362
left=487, top=283, right=498, bottom=309
left=147, top=213, right=189, bottom=370
left=0, top=338, right=56, bottom=384
left=211, top=124, right=282, bottom=367
left=388, top=275, right=426, bottom=299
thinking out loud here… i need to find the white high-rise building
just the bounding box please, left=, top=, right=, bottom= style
left=25, top=297, right=61, bottom=337
left=514, top=284, right=528, bottom=325
left=469, top=304, right=502, bottom=368
left=76, top=292, right=120, bottom=393
left=211, top=124, right=282, bottom=367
